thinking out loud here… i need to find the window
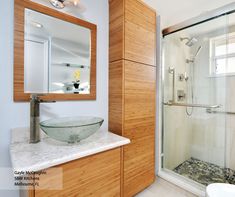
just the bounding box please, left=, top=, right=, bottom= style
left=210, top=32, right=235, bottom=76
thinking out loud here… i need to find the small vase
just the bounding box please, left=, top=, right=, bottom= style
left=73, top=81, right=80, bottom=94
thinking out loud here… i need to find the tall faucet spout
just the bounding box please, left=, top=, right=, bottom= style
left=29, top=94, right=56, bottom=143
left=30, top=94, right=41, bottom=143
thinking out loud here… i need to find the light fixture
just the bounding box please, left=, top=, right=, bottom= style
left=49, top=0, right=84, bottom=11
left=49, top=0, right=65, bottom=9
left=73, top=0, right=79, bottom=6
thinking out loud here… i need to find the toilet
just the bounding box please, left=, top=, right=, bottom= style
left=206, top=183, right=235, bottom=197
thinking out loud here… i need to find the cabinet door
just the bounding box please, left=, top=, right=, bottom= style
left=34, top=148, right=121, bottom=197
left=124, top=0, right=156, bottom=66
left=123, top=60, right=156, bottom=196
left=109, top=0, right=124, bottom=62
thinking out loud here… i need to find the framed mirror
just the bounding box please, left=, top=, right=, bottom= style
left=14, top=0, right=97, bottom=101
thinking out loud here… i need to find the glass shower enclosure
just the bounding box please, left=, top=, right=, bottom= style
left=160, top=4, right=235, bottom=194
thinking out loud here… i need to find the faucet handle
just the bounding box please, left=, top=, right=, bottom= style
left=30, top=94, right=41, bottom=102
left=39, top=100, right=56, bottom=103
left=30, top=94, right=56, bottom=103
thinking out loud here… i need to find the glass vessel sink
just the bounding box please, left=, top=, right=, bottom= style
left=40, top=116, right=104, bottom=143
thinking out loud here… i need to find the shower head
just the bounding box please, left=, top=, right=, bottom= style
left=180, top=37, right=198, bottom=47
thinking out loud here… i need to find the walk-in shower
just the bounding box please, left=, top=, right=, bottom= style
left=160, top=3, right=235, bottom=195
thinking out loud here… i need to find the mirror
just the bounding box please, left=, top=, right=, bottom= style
left=14, top=0, right=96, bottom=101
left=25, top=9, right=91, bottom=94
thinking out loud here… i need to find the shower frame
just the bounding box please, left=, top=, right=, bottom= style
left=158, top=2, right=235, bottom=196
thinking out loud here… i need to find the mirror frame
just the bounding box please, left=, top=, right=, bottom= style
left=14, top=0, right=97, bottom=101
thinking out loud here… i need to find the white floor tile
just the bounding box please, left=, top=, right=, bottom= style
left=136, top=177, right=197, bottom=197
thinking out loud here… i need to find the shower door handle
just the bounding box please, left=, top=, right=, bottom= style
left=163, top=101, right=221, bottom=109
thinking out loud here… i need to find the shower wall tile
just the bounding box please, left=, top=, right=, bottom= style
left=164, top=106, right=192, bottom=170
left=224, top=77, right=235, bottom=170
left=228, top=131, right=235, bottom=170
left=163, top=35, right=193, bottom=170
left=227, top=115, right=235, bottom=129
left=191, top=115, right=225, bottom=167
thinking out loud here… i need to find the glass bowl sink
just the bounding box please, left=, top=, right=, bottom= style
left=40, top=116, right=104, bottom=143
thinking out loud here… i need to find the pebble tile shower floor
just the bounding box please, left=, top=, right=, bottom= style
left=173, top=157, right=235, bottom=186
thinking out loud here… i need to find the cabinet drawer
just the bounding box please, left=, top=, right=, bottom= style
left=31, top=148, right=121, bottom=197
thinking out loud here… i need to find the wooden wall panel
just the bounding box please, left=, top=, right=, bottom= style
left=109, top=0, right=124, bottom=62
left=34, top=148, right=121, bottom=197
left=123, top=60, right=156, bottom=196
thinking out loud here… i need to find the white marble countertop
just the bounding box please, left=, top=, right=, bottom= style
left=10, top=128, right=130, bottom=172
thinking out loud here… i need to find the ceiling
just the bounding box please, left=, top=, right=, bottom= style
left=143, top=0, right=235, bottom=28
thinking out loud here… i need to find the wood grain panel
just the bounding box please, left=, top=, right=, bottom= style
left=28, top=174, right=35, bottom=197
left=28, top=190, right=35, bottom=197
left=109, top=60, right=124, bottom=136
left=14, top=0, right=97, bottom=101
left=34, top=148, right=121, bottom=197
left=125, top=21, right=156, bottom=66
left=124, top=0, right=156, bottom=66
left=109, top=0, right=124, bottom=62
left=109, top=1, right=156, bottom=196
left=125, top=0, right=156, bottom=32
left=123, top=60, right=156, bottom=196
left=124, top=135, right=155, bottom=197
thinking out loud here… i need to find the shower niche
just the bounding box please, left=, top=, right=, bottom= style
left=160, top=5, right=235, bottom=194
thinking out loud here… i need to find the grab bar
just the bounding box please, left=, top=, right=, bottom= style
left=163, top=101, right=221, bottom=109
left=206, top=108, right=235, bottom=115
left=168, top=67, right=176, bottom=103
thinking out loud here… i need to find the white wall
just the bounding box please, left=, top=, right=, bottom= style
left=0, top=0, right=108, bottom=196
left=143, top=0, right=235, bottom=28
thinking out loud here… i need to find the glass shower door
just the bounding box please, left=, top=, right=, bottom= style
left=162, top=13, right=231, bottom=187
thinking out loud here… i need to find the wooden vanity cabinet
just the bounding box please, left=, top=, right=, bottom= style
left=109, top=0, right=156, bottom=196
left=28, top=148, right=121, bottom=197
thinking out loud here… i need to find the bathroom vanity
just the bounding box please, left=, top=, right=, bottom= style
left=10, top=128, right=130, bottom=197
left=12, top=0, right=154, bottom=196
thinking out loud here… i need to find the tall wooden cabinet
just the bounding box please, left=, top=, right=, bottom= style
left=109, top=0, right=156, bottom=196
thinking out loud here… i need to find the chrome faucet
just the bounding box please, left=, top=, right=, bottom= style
left=30, top=94, right=56, bottom=143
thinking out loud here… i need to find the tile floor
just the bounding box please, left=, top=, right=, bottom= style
left=136, top=177, right=197, bottom=197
